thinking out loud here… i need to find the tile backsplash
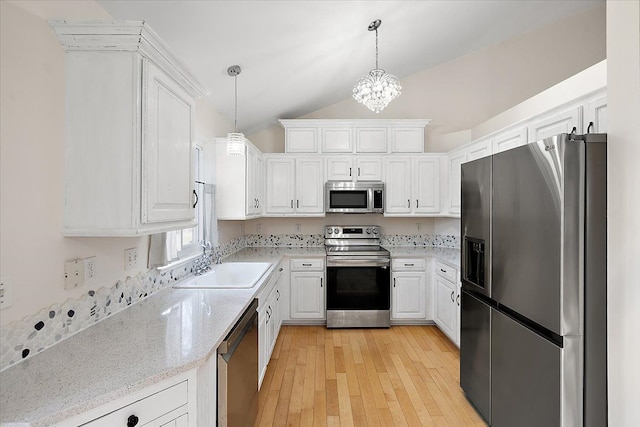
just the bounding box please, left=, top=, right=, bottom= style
left=0, top=232, right=457, bottom=371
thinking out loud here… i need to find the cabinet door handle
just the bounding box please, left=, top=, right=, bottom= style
left=297, top=199, right=299, bottom=209
left=302, top=263, right=312, bottom=266
left=291, top=200, right=294, bottom=208
left=320, top=278, right=323, bottom=288
left=127, top=415, right=139, bottom=427
left=456, top=294, right=460, bottom=306
left=407, top=199, right=411, bottom=208
left=587, top=121, right=594, bottom=133
left=358, top=167, right=361, bottom=176
left=349, top=167, right=352, bottom=177
left=393, top=277, right=396, bottom=287
left=192, top=190, right=198, bottom=208
left=277, top=289, right=280, bottom=301
left=404, top=263, right=414, bottom=267
left=440, top=268, right=446, bottom=273
left=257, top=199, right=260, bottom=208
left=450, top=291, right=455, bottom=302
left=279, top=267, right=284, bottom=272
left=416, top=199, right=419, bottom=208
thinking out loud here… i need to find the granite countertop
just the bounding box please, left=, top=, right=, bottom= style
left=384, top=246, right=460, bottom=266
left=0, top=247, right=324, bottom=427
left=0, top=245, right=457, bottom=426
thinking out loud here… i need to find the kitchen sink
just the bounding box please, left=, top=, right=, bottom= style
left=174, top=262, right=272, bottom=289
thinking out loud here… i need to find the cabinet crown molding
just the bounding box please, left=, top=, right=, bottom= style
left=279, top=119, right=431, bottom=128
left=49, top=20, right=210, bottom=99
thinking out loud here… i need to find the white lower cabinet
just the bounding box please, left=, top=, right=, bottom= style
left=258, top=262, right=285, bottom=388
left=433, top=260, right=460, bottom=347
left=58, top=374, right=196, bottom=427
left=289, top=258, right=326, bottom=321
left=391, top=258, right=429, bottom=321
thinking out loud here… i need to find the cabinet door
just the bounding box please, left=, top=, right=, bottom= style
left=290, top=272, right=325, bottom=319
left=466, top=138, right=492, bottom=161
left=143, top=61, right=195, bottom=223
left=492, top=126, right=528, bottom=154
left=447, top=150, right=467, bottom=214
left=258, top=306, right=269, bottom=388
left=295, top=158, right=324, bottom=214
left=286, top=127, right=318, bottom=153
left=356, top=127, right=388, bottom=153
left=385, top=158, right=412, bottom=214
left=584, top=96, right=607, bottom=133
left=413, top=157, right=440, bottom=214
left=391, top=272, right=426, bottom=320
left=356, top=157, right=383, bottom=181
left=326, top=157, right=354, bottom=181
left=435, top=277, right=456, bottom=340
left=246, top=146, right=258, bottom=216
left=266, top=157, right=295, bottom=214
left=322, top=128, right=353, bottom=153
left=390, top=127, right=424, bottom=153
left=528, top=106, right=582, bottom=142
left=256, top=153, right=264, bottom=214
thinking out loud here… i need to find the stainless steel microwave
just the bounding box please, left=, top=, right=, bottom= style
left=325, top=182, right=384, bottom=214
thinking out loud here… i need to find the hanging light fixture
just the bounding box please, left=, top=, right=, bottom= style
left=226, top=65, right=246, bottom=156
left=353, top=19, right=401, bottom=113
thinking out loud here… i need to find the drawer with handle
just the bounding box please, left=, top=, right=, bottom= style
left=435, top=260, right=458, bottom=283
left=82, top=381, right=188, bottom=426
left=391, top=258, right=426, bottom=271
left=290, top=258, right=325, bottom=271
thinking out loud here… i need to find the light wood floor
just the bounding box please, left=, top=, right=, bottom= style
left=255, top=325, right=487, bottom=427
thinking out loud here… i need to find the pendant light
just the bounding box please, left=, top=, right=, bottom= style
left=226, top=65, right=246, bottom=156
left=353, top=19, right=401, bottom=113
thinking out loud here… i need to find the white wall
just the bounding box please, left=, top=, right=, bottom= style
left=606, top=1, right=640, bottom=426
left=248, top=4, right=605, bottom=154
left=0, top=1, right=236, bottom=325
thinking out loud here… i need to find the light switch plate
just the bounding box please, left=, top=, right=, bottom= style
left=64, top=259, right=85, bottom=289
left=0, top=275, right=13, bottom=309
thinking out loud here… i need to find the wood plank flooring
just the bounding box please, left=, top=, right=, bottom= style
left=256, top=325, right=487, bottom=426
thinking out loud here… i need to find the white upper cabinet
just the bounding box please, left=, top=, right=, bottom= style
left=215, top=140, right=264, bottom=220
left=385, top=155, right=442, bottom=216
left=355, top=127, right=388, bottom=153
left=321, top=128, right=353, bottom=153
left=492, top=126, right=528, bottom=155
left=466, top=137, right=492, bottom=161
left=326, top=156, right=383, bottom=181
left=584, top=95, right=607, bottom=133
left=445, top=149, right=467, bottom=215
left=528, top=106, right=582, bottom=142
left=51, top=21, right=208, bottom=236
left=265, top=156, right=324, bottom=215
left=280, top=119, right=430, bottom=154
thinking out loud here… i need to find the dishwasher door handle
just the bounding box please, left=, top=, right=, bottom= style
left=218, top=299, right=258, bottom=360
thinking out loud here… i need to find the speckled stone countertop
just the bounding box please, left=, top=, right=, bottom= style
left=384, top=246, right=460, bottom=266
left=0, top=247, right=324, bottom=427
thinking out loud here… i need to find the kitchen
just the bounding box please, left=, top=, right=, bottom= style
left=0, top=1, right=638, bottom=426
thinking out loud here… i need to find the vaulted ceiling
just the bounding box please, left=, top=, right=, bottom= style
left=98, top=0, right=603, bottom=135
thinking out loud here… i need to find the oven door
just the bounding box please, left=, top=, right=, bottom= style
left=326, top=260, right=390, bottom=328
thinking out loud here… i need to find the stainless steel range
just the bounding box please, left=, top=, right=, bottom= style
left=325, top=225, right=391, bottom=328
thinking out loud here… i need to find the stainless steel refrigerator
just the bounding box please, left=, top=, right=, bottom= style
left=460, top=133, right=607, bottom=427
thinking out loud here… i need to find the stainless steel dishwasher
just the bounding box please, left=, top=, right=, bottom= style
left=217, top=299, right=259, bottom=427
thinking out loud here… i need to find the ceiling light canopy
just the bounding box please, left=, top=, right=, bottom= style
left=353, top=19, right=401, bottom=113
left=226, top=65, right=246, bottom=156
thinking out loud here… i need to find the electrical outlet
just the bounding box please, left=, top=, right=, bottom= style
left=124, top=248, right=138, bottom=271
left=256, top=223, right=263, bottom=234
left=295, top=223, right=301, bottom=233
left=0, top=275, right=14, bottom=309
left=416, top=223, right=422, bottom=232
left=64, top=259, right=85, bottom=289
left=84, top=256, right=96, bottom=281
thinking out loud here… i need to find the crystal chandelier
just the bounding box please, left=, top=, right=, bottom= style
left=353, top=19, right=401, bottom=113
left=226, top=65, right=246, bottom=156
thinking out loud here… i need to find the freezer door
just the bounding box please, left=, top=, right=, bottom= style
left=492, top=134, right=583, bottom=336
left=491, top=309, right=583, bottom=427
left=460, top=290, right=491, bottom=424
left=461, top=157, right=492, bottom=298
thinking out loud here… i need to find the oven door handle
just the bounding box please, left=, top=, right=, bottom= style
left=327, top=258, right=390, bottom=267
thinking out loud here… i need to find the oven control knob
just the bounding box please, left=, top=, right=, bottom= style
left=366, top=228, right=372, bottom=234
left=372, top=228, right=379, bottom=235
left=333, top=227, right=340, bottom=235
left=326, top=227, right=332, bottom=235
